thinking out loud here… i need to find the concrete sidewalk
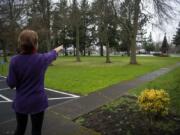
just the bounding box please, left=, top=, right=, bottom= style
left=0, top=63, right=179, bottom=135
left=0, top=111, right=100, bottom=135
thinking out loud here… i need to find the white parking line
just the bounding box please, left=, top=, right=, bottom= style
left=0, top=75, right=7, bottom=79
left=0, top=96, right=77, bottom=103
left=0, top=80, right=6, bottom=82
left=48, top=96, right=78, bottom=101
left=0, top=87, right=80, bottom=98
left=0, top=88, right=10, bottom=91
left=0, top=94, right=12, bottom=102
left=0, top=87, right=79, bottom=103
left=0, top=76, right=80, bottom=98
left=0, top=101, right=12, bottom=103
left=45, top=88, right=80, bottom=98
left=0, top=76, right=80, bottom=104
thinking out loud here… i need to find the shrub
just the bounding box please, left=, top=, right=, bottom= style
left=137, top=89, right=170, bottom=116
left=153, top=52, right=161, bottom=56
left=153, top=53, right=169, bottom=57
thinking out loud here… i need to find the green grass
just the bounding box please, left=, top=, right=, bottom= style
left=1, top=56, right=180, bottom=95
left=45, top=56, right=180, bottom=95
left=129, top=67, right=180, bottom=115
left=0, top=63, right=8, bottom=76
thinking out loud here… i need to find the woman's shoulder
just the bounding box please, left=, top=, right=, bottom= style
left=9, top=55, right=20, bottom=66
left=39, top=50, right=57, bottom=58
left=10, top=55, right=19, bottom=61
left=11, top=51, right=56, bottom=61
left=10, top=53, right=40, bottom=61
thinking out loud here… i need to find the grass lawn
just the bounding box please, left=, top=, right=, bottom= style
left=129, top=67, right=180, bottom=115
left=1, top=56, right=180, bottom=95
left=45, top=56, right=180, bottom=95
left=0, top=63, right=8, bottom=76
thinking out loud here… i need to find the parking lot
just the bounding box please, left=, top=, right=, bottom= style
left=0, top=76, right=80, bottom=124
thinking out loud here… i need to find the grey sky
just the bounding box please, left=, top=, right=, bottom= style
left=144, top=0, right=180, bottom=43
left=147, top=18, right=179, bottom=43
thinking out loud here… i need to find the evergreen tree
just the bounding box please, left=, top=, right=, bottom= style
left=143, top=33, right=155, bottom=54
left=172, top=22, right=180, bottom=47
left=161, top=33, right=169, bottom=54
left=71, top=0, right=81, bottom=62
left=92, top=0, right=105, bottom=57
left=79, top=0, right=90, bottom=56
left=52, top=0, right=70, bottom=56
left=92, top=0, right=117, bottom=63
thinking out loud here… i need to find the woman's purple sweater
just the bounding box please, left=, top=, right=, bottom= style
left=6, top=50, right=58, bottom=114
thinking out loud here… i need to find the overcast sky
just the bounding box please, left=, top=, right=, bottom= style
left=53, top=0, right=180, bottom=43
left=143, top=0, right=180, bottom=43
left=147, top=18, right=179, bottom=43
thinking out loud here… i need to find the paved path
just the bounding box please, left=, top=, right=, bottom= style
left=0, top=63, right=179, bottom=135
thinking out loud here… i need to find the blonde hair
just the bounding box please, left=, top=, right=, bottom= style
left=18, top=29, right=38, bottom=54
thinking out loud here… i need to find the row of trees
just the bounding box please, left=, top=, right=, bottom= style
left=0, top=0, right=179, bottom=64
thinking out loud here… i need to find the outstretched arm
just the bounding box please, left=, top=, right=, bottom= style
left=54, top=45, right=63, bottom=53
left=43, top=45, right=64, bottom=66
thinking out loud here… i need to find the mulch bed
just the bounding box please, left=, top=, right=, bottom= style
left=75, top=96, right=180, bottom=135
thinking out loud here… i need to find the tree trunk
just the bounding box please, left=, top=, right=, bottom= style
left=8, top=0, right=16, bottom=54
left=130, top=0, right=141, bottom=64
left=127, top=50, right=130, bottom=57
left=47, top=7, right=51, bottom=52
left=64, top=45, right=68, bottom=56
left=73, top=45, right=76, bottom=56
left=83, top=45, right=86, bottom=56
left=1, top=40, right=8, bottom=62
left=88, top=46, right=91, bottom=56
left=88, top=51, right=91, bottom=56
left=76, top=26, right=81, bottom=62
left=130, top=35, right=137, bottom=64
left=46, top=32, right=51, bottom=52
left=100, top=41, right=104, bottom=56
left=106, top=42, right=111, bottom=63
left=3, top=44, right=8, bottom=63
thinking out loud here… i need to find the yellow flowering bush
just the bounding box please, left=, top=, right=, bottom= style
left=138, top=89, right=170, bottom=116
